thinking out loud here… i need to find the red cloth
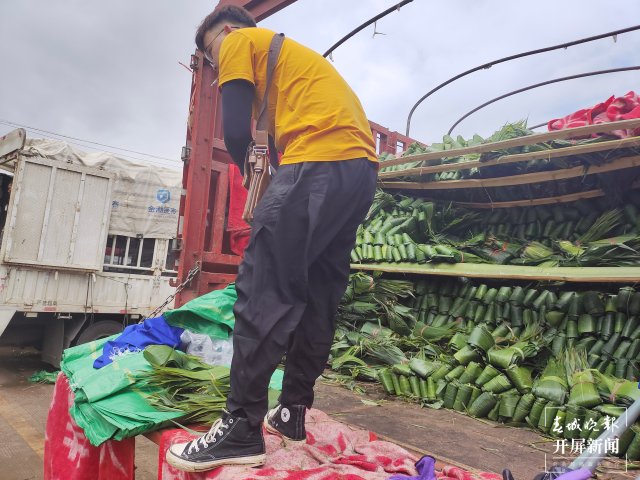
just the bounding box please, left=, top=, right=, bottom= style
left=158, top=408, right=417, bottom=480
left=440, top=466, right=502, bottom=480
left=227, top=164, right=251, bottom=256
left=43, top=374, right=135, bottom=480
left=547, top=90, right=640, bottom=138
left=157, top=409, right=500, bottom=480
left=44, top=374, right=499, bottom=480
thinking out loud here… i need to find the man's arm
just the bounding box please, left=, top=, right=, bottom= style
left=221, top=80, right=255, bottom=176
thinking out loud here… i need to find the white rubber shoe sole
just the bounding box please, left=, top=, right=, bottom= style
left=166, top=443, right=266, bottom=472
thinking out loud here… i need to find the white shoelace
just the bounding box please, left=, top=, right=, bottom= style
left=186, top=418, right=231, bottom=454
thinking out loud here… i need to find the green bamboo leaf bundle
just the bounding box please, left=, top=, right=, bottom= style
left=582, top=292, right=605, bottom=316
left=520, top=242, right=555, bottom=265
left=545, top=310, right=565, bottom=327
left=577, top=314, right=596, bottom=335
left=623, top=426, right=640, bottom=460
left=616, top=426, right=638, bottom=458
left=409, top=375, right=421, bottom=396
left=568, top=370, right=602, bottom=408
left=360, top=322, right=394, bottom=338
left=476, top=364, right=501, bottom=386
left=526, top=398, right=548, bottom=428
left=498, top=393, right=520, bottom=421
left=592, top=370, right=640, bottom=406
left=392, top=363, right=413, bottom=377
left=458, top=361, right=483, bottom=384
left=532, top=358, right=568, bottom=405
left=482, top=374, right=512, bottom=394
left=431, top=362, right=454, bottom=382
left=487, top=347, right=524, bottom=369
left=378, top=368, right=395, bottom=394
left=362, top=337, right=408, bottom=366
left=563, top=404, right=585, bottom=440
left=580, top=410, right=601, bottom=440
left=469, top=385, right=482, bottom=407
left=537, top=402, right=560, bottom=433
left=468, top=325, right=495, bottom=352
left=506, top=365, right=533, bottom=394
left=448, top=332, right=468, bottom=351
left=426, top=377, right=437, bottom=401
left=615, top=287, right=636, bottom=314
left=512, top=393, right=536, bottom=423
left=453, top=345, right=481, bottom=365
left=453, top=384, right=474, bottom=411
left=445, top=365, right=466, bottom=382
left=496, top=287, right=512, bottom=303
left=487, top=397, right=502, bottom=421
left=601, top=332, right=622, bottom=358
left=418, top=378, right=428, bottom=398
left=443, top=382, right=459, bottom=409
left=398, top=375, right=413, bottom=396
left=594, top=403, right=626, bottom=417
left=390, top=371, right=402, bottom=395
left=468, top=392, right=498, bottom=417
left=621, top=316, right=640, bottom=338
left=413, top=322, right=457, bottom=342
left=409, top=358, right=438, bottom=378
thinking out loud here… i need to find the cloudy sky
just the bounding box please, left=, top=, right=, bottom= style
left=1, top=1, right=638, bottom=170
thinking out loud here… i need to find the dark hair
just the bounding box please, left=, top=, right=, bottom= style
left=195, top=5, right=257, bottom=51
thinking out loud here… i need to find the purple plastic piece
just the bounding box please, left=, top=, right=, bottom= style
left=387, top=455, right=436, bottom=480
left=554, top=469, right=592, bottom=480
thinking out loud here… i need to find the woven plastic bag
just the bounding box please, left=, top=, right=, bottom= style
left=61, top=337, right=182, bottom=446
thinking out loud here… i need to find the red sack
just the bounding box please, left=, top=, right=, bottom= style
left=43, top=374, right=135, bottom=480
left=548, top=91, right=640, bottom=138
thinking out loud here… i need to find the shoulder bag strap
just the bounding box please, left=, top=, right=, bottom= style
left=254, top=33, right=285, bottom=147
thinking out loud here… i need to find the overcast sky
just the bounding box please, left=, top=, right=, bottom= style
left=1, top=1, right=638, bottom=170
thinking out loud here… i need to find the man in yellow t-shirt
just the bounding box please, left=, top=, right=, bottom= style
left=167, top=5, right=378, bottom=472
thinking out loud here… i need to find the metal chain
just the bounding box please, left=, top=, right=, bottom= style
left=142, top=262, right=201, bottom=321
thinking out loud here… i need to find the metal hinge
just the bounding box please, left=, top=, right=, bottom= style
left=181, top=145, right=191, bottom=163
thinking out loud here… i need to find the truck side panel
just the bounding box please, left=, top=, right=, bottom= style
left=0, top=266, right=174, bottom=315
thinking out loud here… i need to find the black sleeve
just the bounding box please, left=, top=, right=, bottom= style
left=221, top=80, right=255, bottom=175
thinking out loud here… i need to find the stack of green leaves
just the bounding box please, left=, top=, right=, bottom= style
left=350, top=190, right=640, bottom=267
left=333, top=274, right=640, bottom=460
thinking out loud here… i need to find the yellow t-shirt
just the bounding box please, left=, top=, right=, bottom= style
left=218, top=27, right=377, bottom=165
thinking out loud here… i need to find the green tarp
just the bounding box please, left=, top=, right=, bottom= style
left=61, top=283, right=283, bottom=446
left=61, top=337, right=182, bottom=446
left=164, top=283, right=237, bottom=339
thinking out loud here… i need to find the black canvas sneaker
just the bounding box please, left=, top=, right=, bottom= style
left=166, top=411, right=266, bottom=472
left=263, top=403, right=307, bottom=444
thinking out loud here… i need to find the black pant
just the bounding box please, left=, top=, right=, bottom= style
left=227, top=158, right=377, bottom=426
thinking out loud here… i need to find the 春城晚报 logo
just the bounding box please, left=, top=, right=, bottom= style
left=156, top=189, right=171, bottom=204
